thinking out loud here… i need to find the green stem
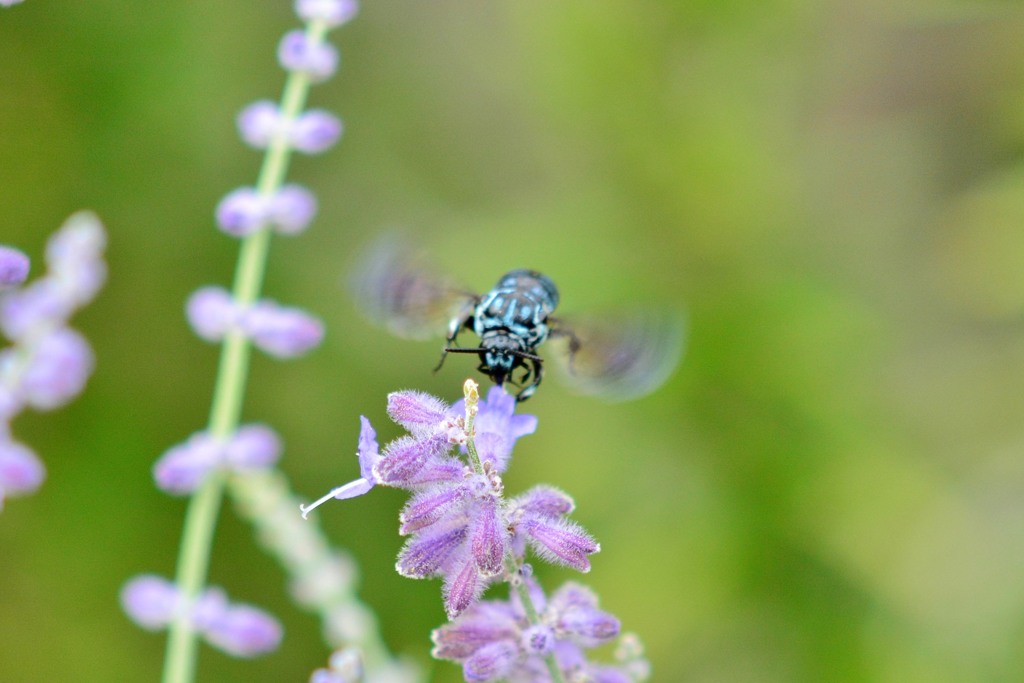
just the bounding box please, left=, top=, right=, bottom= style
left=460, top=380, right=567, bottom=683
left=161, top=21, right=329, bottom=683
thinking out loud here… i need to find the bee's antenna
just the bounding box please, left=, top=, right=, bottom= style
left=434, top=347, right=484, bottom=373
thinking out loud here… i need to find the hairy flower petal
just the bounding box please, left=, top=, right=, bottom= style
left=396, top=524, right=467, bottom=578
left=469, top=498, right=506, bottom=576
left=521, top=518, right=599, bottom=573
left=443, top=557, right=484, bottom=619
left=373, top=435, right=449, bottom=488
left=399, top=484, right=466, bottom=535
left=512, top=485, right=575, bottom=519
left=387, top=390, right=450, bottom=437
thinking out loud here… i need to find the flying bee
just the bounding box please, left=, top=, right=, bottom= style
left=350, top=234, right=684, bottom=402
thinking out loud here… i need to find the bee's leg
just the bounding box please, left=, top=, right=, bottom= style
left=435, top=310, right=475, bottom=372
left=516, top=358, right=543, bottom=402
left=434, top=348, right=449, bottom=373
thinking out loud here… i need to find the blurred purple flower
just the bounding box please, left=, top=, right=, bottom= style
left=296, top=0, right=359, bottom=27
left=244, top=300, right=325, bottom=358
left=237, top=100, right=282, bottom=149
left=1, top=213, right=105, bottom=341
left=121, top=575, right=282, bottom=658
left=154, top=424, right=282, bottom=495
left=0, top=213, right=105, bottom=511
left=215, top=185, right=318, bottom=238
left=196, top=591, right=283, bottom=658
left=0, top=246, right=29, bottom=289
left=291, top=110, right=343, bottom=153
left=19, top=328, right=95, bottom=410
left=186, top=286, right=237, bottom=341
left=186, top=286, right=324, bottom=358
left=237, top=102, right=342, bottom=154
left=269, top=185, right=318, bottom=234
left=0, top=438, right=45, bottom=509
left=278, top=29, right=339, bottom=81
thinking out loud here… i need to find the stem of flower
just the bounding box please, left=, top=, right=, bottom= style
left=160, top=21, right=326, bottom=683
left=460, top=380, right=567, bottom=683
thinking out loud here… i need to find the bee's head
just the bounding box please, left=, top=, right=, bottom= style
left=480, top=334, right=525, bottom=386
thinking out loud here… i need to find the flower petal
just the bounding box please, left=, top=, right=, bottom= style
left=469, top=498, right=506, bottom=577
left=396, top=525, right=467, bottom=579
left=521, top=519, right=599, bottom=573
left=443, top=557, right=484, bottom=619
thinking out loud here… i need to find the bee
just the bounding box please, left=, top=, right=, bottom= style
left=350, top=234, right=684, bottom=402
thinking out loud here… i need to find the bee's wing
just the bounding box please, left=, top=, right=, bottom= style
left=547, top=309, right=685, bottom=401
left=348, top=233, right=477, bottom=340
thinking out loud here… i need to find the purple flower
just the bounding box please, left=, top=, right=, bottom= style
left=303, top=385, right=598, bottom=618
left=0, top=213, right=106, bottom=341
left=0, top=280, right=66, bottom=341
left=45, top=211, right=107, bottom=307
left=244, top=300, right=325, bottom=358
left=120, top=575, right=179, bottom=629
left=186, top=286, right=237, bottom=341
left=0, top=246, right=29, bottom=289
left=215, top=185, right=318, bottom=238
left=186, top=286, right=324, bottom=358
left=197, top=595, right=284, bottom=658
left=154, top=424, right=282, bottom=495
left=18, top=328, right=95, bottom=410
left=0, top=213, right=105, bottom=510
left=296, top=0, right=359, bottom=27
left=291, top=110, right=343, bottom=153
left=388, top=390, right=453, bottom=438
left=237, top=100, right=282, bottom=149
left=0, top=438, right=45, bottom=508
left=452, top=386, right=537, bottom=471
left=270, top=185, right=318, bottom=235
left=278, top=30, right=339, bottom=82
left=122, top=575, right=282, bottom=658
left=432, top=581, right=641, bottom=683
left=214, top=188, right=267, bottom=237
left=300, top=416, right=381, bottom=518
left=237, top=101, right=342, bottom=154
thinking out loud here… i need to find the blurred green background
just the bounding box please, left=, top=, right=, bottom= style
left=4, top=1, right=1024, bottom=681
